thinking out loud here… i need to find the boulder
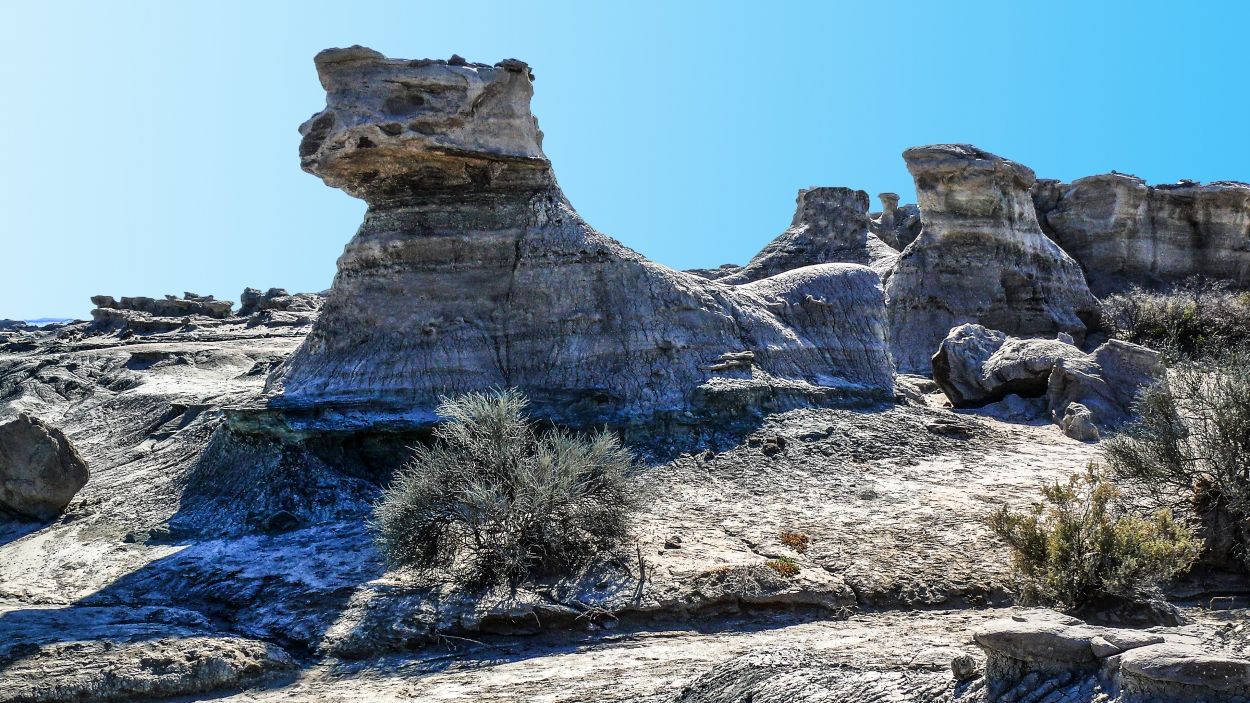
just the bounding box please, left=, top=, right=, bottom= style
left=930, top=324, right=1163, bottom=429
left=884, top=144, right=1098, bottom=374
left=719, top=187, right=899, bottom=283
left=1059, top=402, right=1100, bottom=442
left=0, top=414, right=90, bottom=520
left=1033, top=173, right=1250, bottom=296
left=930, top=324, right=1087, bottom=407
left=257, top=47, right=895, bottom=435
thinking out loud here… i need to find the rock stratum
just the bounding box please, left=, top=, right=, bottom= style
left=1034, top=174, right=1250, bottom=296
left=260, top=46, right=895, bottom=434
left=885, top=145, right=1099, bottom=374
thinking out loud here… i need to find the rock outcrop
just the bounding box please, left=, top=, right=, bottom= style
left=91, top=293, right=234, bottom=319
left=238, top=288, right=324, bottom=316
left=0, top=413, right=89, bottom=520
left=719, top=187, right=899, bottom=284
left=884, top=145, right=1099, bottom=374
left=258, top=47, right=895, bottom=435
left=869, top=193, right=923, bottom=251
left=976, top=609, right=1250, bottom=702
left=1033, top=174, right=1250, bottom=296
left=930, top=324, right=1163, bottom=436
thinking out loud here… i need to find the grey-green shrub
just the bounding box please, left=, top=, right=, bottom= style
left=988, top=467, right=1200, bottom=609
left=372, top=389, right=640, bottom=588
left=1101, top=279, right=1250, bottom=361
left=1104, top=350, right=1250, bottom=569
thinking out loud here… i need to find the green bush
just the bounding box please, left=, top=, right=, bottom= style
left=988, top=467, right=1200, bottom=608
left=1104, top=350, right=1250, bottom=569
left=1101, top=279, right=1250, bottom=361
left=372, top=389, right=640, bottom=588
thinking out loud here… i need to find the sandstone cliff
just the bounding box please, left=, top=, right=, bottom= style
left=1032, top=174, right=1250, bottom=296
left=262, top=47, right=895, bottom=433
left=885, top=144, right=1098, bottom=374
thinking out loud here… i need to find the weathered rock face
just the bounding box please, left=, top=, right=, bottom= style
left=884, top=144, right=1099, bottom=374
left=239, top=287, right=324, bottom=316
left=1033, top=174, right=1250, bottom=296
left=261, top=47, right=895, bottom=434
left=720, top=187, right=899, bottom=284
left=1046, top=338, right=1166, bottom=430
left=91, top=293, right=234, bottom=319
left=0, top=413, right=89, bottom=520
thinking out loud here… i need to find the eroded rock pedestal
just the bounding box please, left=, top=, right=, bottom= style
left=885, top=145, right=1098, bottom=374
left=257, top=47, right=895, bottom=435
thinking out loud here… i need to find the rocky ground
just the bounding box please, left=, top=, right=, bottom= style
left=1, top=320, right=1245, bottom=702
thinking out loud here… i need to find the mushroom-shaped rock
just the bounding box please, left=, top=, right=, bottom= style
left=884, top=144, right=1098, bottom=374
left=974, top=609, right=1100, bottom=671
left=0, top=414, right=89, bottom=520
left=257, top=48, right=896, bottom=435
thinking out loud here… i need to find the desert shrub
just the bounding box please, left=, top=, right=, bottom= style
left=1101, top=278, right=1250, bottom=360
left=779, top=530, right=809, bottom=554
left=372, top=389, right=640, bottom=589
left=1104, top=350, right=1250, bottom=568
left=988, top=467, right=1200, bottom=608
left=766, top=556, right=800, bottom=577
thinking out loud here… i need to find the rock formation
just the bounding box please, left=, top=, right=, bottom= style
left=869, top=193, right=922, bottom=251
left=91, top=293, right=234, bottom=319
left=719, top=187, right=899, bottom=284
left=884, top=144, right=1099, bottom=374
left=931, top=323, right=1163, bottom=437
left=238, top=288, right=324, bottom=316
left=256, top=47, right=895, bottom=434
left=0, top=413, right=89, bottom=520
left=1033, top=174, right=1250, bottom=296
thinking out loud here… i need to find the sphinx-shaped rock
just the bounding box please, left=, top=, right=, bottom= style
left=259, top=47, right=894, bottom=433
left=720, top=187, right=899, bottom=284
left=1032, top=174, right=1250, bottom=296
left=884, top=145, right=1099, bottom=374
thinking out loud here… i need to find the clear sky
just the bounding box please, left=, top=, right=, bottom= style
left=2, top=1, right=1248, bottom=320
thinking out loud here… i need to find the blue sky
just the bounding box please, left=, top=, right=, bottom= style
left=2, top=1, right=1248, bottom=320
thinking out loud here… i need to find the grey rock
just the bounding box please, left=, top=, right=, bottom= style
left=975, top=609, right=1099, bottom=669
left=1034, top=173, right=1250, bottom=295
left=240, top=287, right=323, bottom=316
left=1046, top=339, right=1165, bottom=429
left=931, top=324, right=1087, bottom=408
left=1089, top=630, right=1166, bottom=658
left=0, top=413, right=89, bottom=520
left=261, top=47, right=895, bottom=434
left=870, top=193, right=923, bottom=251
left=1059, top=403, right=1100, bottom=442
left=90, top=293, right=234, bottom=322
left=884, top=144, right=1098, bottom=374
left=0, top=636, right=296, bottom=702
left=720, top=187, right=899, bottom=284
left=976, top=393, right=1046, bottom=422
left=1117, top=642, right=1250, bottom=691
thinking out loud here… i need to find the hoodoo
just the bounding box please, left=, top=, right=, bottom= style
left=258, top=47, right=895, bottom=433
left=884, top=144, right=1099, bottom=374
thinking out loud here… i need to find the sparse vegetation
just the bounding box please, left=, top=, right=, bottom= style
left=1104, top=351, right=1250, bottom=569
left=766, top=556, right=800, bottom=577
left=1102, top=279, right=1250, bottom=361
left=371, top=389, right=641, bottom=589
left=780, top=530, right=809, bottom=554
left=988, top=466, right=1200, bottom=609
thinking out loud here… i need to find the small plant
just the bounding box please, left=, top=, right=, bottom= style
left=1101, top=278, right=1250, bottom=361
left=766, top=556, right=800, bottom=577
left=987, top=466, right=1200, bottom=609
left=1104, top=350, right=1250, bottom=569
left=780, top=530, right=809, bottom=554
left=371, top=389, right=641, bottom=589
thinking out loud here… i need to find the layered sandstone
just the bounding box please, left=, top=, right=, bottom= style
left=885, top=145, right=1098, bottom=374
left=1033, top=174, right=1250, bottom=295
left=261, top=47, right=894, bottom=432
